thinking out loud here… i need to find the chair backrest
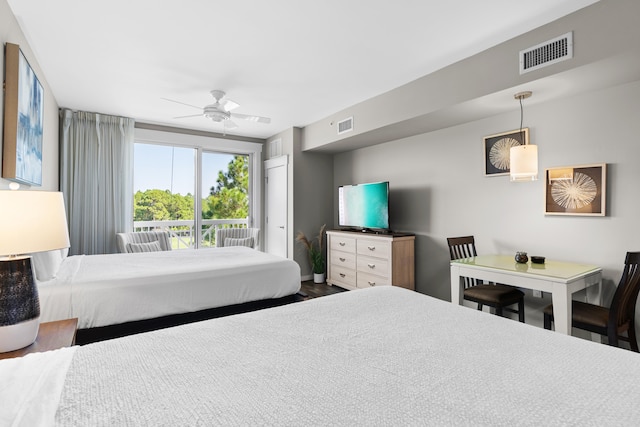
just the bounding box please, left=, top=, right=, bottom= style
left=609, top=252, right=640, bottom=333
left=447, top=236, right=478, bottom=260
left=116, top=231, right=172, bottom=253
left=447, top=236, right=479, bottom=289
left=215, top=228, right=259, bottom=249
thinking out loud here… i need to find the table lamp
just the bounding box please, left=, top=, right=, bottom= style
left=0, top=190, right=70, bottom=352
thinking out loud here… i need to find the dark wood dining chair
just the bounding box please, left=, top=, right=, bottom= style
left=447, top=236, right=525, bottom=322
left=544, top=251, right=640, bottom=352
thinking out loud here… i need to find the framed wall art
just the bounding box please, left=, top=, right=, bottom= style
left=2, top=42, right=44, bottom=186
left=483, top=128, right=529, bottom=176
left=545, top=163, right=606, bottom=216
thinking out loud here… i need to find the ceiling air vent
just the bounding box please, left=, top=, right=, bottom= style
left=519, top=32, right=573, bottom=74
left=337, top=117, right=353, bottom=135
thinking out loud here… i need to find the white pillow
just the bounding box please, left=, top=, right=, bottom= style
left=224, top=237, right=254, bottom=248
left=31, top=249, right=66, bottom=281
left=127, top=241, right=162, bottom=253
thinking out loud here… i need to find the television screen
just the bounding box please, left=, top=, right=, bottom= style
left=338, top=181, right=389, bottom=230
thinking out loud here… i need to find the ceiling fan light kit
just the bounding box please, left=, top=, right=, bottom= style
left=203, top=105, right=231, bottom=122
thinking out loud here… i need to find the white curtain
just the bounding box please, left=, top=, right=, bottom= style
left=59, top=109, right=134, bottom=255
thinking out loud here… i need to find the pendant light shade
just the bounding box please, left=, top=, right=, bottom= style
left=510, top=91, right=538, bottom=182
left=510, top=144, right=538, bottom=181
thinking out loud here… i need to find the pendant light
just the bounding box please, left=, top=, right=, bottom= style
left=510, top=91, right=538, bottom=181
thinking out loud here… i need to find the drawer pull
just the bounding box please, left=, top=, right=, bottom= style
left=368, top=246, right=376, bottom=251
left=339, top=242, right=346, bottom=246
left=340, top=273, right=346, bottom=278
left=339, top=257, right=346, bottom=262
left=367, top=263, right=376, bottom=269
left=368, top=281, right=376, bottom=286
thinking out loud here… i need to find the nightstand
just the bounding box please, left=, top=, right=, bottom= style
left=0, top=318, right=78, bottom=360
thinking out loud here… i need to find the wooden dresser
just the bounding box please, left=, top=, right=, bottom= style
left=326, top=230, right=415, bottom=291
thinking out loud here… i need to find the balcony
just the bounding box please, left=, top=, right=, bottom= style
left=133, top=218, right=249, bottom=249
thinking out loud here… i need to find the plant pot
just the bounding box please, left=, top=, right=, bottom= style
left=313, top=273, right=325, bottom=284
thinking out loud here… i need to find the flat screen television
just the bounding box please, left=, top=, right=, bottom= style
left=338, top=181, right=389, bottom=231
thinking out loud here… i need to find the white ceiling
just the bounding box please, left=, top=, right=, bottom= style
left=7, top=0, right=599, bottom=140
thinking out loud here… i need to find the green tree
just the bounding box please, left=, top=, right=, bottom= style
left=210, top=156, right=248, bottom=196
left=134, top=189, right=194, bottom=221
left=207, top=155, right=249, bottom=219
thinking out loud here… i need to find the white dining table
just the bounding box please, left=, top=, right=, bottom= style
left=450, top=255, right=602, bottom=335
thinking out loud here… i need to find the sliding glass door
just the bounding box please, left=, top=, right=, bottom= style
left=133, top=142, right=253, bottom=249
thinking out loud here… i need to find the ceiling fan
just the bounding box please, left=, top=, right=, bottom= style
left=163, top=90, right=271, bottom=130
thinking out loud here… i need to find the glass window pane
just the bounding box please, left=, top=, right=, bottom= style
left=201, top=152, right=250, bottom=247
left=133, top=143, right=196, bottom=249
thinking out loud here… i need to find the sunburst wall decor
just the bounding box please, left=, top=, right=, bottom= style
left=483, top=128, right=529, bottom=176
left=545, top=164, right=606, bottom=216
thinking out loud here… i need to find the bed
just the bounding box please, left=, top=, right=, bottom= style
left=2, top=286, right=640, bottom=426
left=35, top=246, right=301, bottom=333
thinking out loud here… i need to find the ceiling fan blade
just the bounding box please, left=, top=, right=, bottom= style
left=220, top=98, right=240, bottom=112
left=173, top=114, right=203, bottom=119
left=162, top=97, right=203, bottom=110
left=231, top=112, right=271, bottom=124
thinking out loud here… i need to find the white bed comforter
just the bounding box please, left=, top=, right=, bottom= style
left=37, top=247, right=300, bottom=329
left=4, top=286, right=638, bottom=426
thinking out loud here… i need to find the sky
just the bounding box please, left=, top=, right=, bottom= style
left=134, top=143, right=236, bottom=198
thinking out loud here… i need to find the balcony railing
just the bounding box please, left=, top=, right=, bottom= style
left=133, top=218, right=249, bottom=249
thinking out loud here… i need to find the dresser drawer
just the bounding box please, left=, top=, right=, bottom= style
left=331, top=250, right=356, bottom=270
left=357, top=272, right=391, bottom=288
left=357, top=239, right=391, bottom=259
left=331, top=236, right=356, bottom=254
left=329, top=265, right=357, bottom=288
left=357, top=255, right=390, bottom=278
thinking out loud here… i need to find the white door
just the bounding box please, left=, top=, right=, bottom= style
left=264, top=156, right=288, bottom=258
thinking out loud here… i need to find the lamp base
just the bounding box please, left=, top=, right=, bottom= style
left=0, top=317, right=39, bottom=353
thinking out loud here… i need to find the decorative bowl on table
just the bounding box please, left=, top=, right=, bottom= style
left=514, top=252, right=529, bottom=264
left=531, top=256, right=545, bottom=264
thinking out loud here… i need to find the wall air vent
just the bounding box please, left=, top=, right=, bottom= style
left=519, top=32, right=573, bottom=74
left=337, top=117, right=353, bottom=135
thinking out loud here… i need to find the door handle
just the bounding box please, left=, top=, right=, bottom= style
left=278, top=226, right=285, bottom=229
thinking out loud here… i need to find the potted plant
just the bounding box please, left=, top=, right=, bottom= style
left=295, top=224, right=326, bottom=283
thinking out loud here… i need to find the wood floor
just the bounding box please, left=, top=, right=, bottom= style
left=298, top=280, right=348, bottom=300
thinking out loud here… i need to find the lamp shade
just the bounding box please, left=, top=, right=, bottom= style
left=0, top=191, right=70, bottom=256
left=510, top=145, right=538, bottom=182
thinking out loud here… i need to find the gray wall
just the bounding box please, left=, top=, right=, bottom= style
left=1, top=0, right=59, bottom=191
left=334, top=79, right=640, bottom=328
left=292, top=133, right=334, bottom=278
